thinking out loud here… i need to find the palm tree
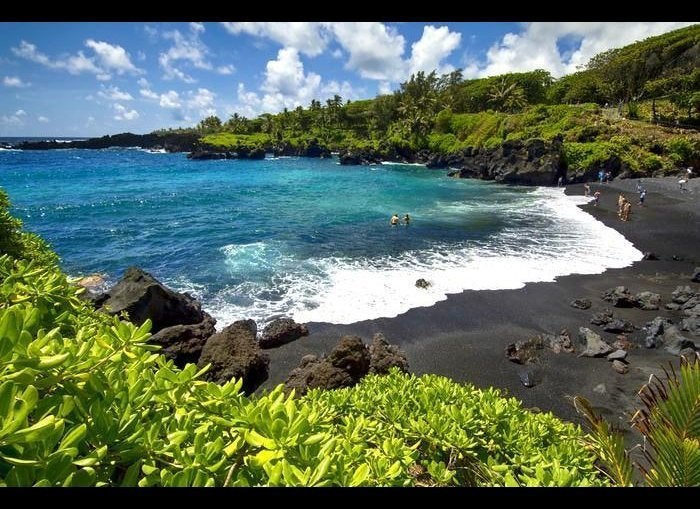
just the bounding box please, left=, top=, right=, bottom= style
left=488, top=78, right=527, bottom=112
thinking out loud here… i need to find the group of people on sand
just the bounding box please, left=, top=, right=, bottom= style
left=390, top=213, right=410, bottom=226
left=617, top=193, right=633, bottom=221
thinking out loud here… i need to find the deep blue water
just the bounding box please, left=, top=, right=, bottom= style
left=0, top=148, right=641, bottom=326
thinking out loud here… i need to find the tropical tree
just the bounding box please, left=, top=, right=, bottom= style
left=488, top=78, right=528, bottom=112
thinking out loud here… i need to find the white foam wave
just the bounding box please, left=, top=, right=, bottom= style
left=380, top=161, right=426, bottom=167
left=175, top=187, right=642, bottom=328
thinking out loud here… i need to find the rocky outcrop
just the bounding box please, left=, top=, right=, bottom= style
left=284, top=334, right=407, bottom=395
left=197, top=319, right=269, bottom=393
left=578, top=327, right=614, bottom=358
left=446, top=137, right=565, bottom=186
left=259, top=318, right=309, bottom=349
left=149, top=314, right=217, bottom=367
left=99, top=267, right=206, bottom=332
left=187, top=146, right=266, bottom=160
left=338, top=148, right=383, bottom=166
left=368, top=333, right=409, bottom=374
left=14, top=132, right=199, bottom=152
left=671, top=285, right=696, bottom=305
left=272, top=139, right=330, bottom=158
left=542, top=330, right=576, bottom=354
left=601, top=286, right=637, bottom=307
left=612, top=360, right=629, bottom=374
left=285, top=336, right=370, bottom=396
left=99, top=267, right=216, bottom=367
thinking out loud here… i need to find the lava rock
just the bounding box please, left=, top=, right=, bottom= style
left=578, top=327, right=614, bottom=357
left=369, top=333, right=409, bottom=374
left=506, top=336, right=543, bottom=364
left=642, top=252, right=659, bottom=260
left=570, top=298, right=592, bottom=310
left=644, top=316, right=673, bottom=349
left=671, top=285, right=696, bottom=305
left=635, top=291, right=661, bottom=311
left=197, top=319, right=269, bottom=393
left=100, top=267, right=205, bottom=333
left=150, top=314, right=217, bottom=367
left=259, top=318, right=309, bottom=349
left=601, top=286, right=637, bottom=308
left=590, top=308, right=614, bottom=326
left=692, top=267, right=700, bottom=283
left=542, top=329, right=575, bottom=354
left=606, top=349, right=628, bottom=361
left=415, top=278, right=431, bottom=289
left=612, top=360, right=629, bottom=374
left=603, top=319, right=634, bottom=333
left=663, top=325, right=697, bottom=356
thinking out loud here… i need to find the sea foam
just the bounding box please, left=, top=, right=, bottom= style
left=202, top=187, right=642, bottom=328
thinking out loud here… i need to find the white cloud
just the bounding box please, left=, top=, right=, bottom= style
left=221, top=22, right=329, bottom=57
left=140, top=87, right=159, bottom=100
left=113, top=103, right=139, bottom=121
left=187, top=88, right=216, bottom=116
left=378, top=81, right=392, bottom=95
left=3, top=76, right=30, bottom=88
left=232, top=48, right=356, bottom=116
left=408, top=25, right=461, bottom=76
left=329, top=22, right=406, bottom=81
left=190, top=22, right=205, bottom=33
left=474, top=21, right=697, bottom=78
left=85, top=39, right=142, bottom=75
left=159, top=90, right=181, bottom=108
left=331, top=48, right=343, bottom=59
left=12, top=39, right=142, bottom=80
left=97, top=84, right=133, bottom=101
left=216, top=64, right=235, bottom=75
left=159, top=24, right=213, bottom=82
left=38, top=115, right=49, bottom=123
left=1, top=109, right=27, bottom=125
left=137, top=50, right=146, bottom=61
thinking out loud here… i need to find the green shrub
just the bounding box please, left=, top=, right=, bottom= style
left=665, top=137, right=698, bottom=166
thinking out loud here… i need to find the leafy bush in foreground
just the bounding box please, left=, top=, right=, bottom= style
left=0, top=192, right=606, bottom=486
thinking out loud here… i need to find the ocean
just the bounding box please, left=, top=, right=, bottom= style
left=0, top=148, right=642, bottom=328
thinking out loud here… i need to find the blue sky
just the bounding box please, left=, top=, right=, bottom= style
left=0, top=21, right=695, bottom=136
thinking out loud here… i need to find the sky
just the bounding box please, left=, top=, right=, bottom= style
left=0, top=21, right=695, bottom=137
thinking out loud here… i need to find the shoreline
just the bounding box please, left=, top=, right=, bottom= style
left=259, top=176, right=699, bottom=427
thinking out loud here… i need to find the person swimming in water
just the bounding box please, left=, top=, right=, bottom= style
left=390, top=214, right=399, bottom=225
left=403, top=213, right=410, bottom=225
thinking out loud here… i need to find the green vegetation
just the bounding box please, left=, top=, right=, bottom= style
left=186, top=25, right=699, bottom=176
left=575, top=355, right=700, bottom=486
left=0, top=192, right=606, bottom=486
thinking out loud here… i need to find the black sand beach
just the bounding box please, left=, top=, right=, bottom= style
left=259, top=176, right=699, bottom=430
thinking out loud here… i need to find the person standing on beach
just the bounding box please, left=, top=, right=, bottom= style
left=557, top=176, right=564, bottom=187
left=617, top=193, right=625, bottom=217
left=593, top=190, right=601, bottom=206
left=622, top=200, right=632, bottom=221
left=584, top=183, right=591, bottom=196
left=638, top=189, right=646, bottom=206
left=598, top=170, right=604, bottom=184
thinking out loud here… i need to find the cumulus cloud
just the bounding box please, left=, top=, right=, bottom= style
left=187, top=88, right=216, bottom=116
left=85, top=39, right=142, bottom=75
left=232, top=48, right=356, bottom=116
left=113, top=103, right=139, bottom=121
left=38, top=115, right=49, bottom=123
left=159, top=23, right=213, bottom=83
left=221, top=22, right=329, bottom=57
left=12, top=39, right=142, bottom=80
left=97, top=84, right=133, bottom=101
left=408, top=26, right=462, bottom=76
left=216, top=64, right=235, bottom=75
left=221, top=22, right=462, bottom=83
left=3, top=76, right=30, bottom=88
left=159, top=90, right=181, bottom=108
left=1, top=109, right=27, bottom=125
left=473, top=21, right=697, bottom=78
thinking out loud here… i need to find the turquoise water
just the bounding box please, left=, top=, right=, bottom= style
left=0, top=148, right=642, bottom=326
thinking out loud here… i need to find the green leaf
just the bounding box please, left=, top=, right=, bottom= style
left=350, top=464, right=370, bottom=486
left=59, top=423, right=87, bottom=450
